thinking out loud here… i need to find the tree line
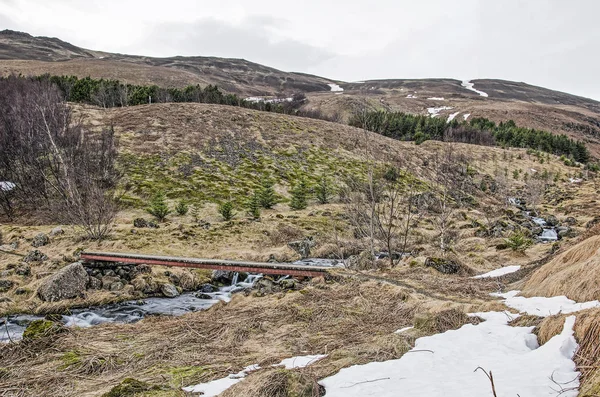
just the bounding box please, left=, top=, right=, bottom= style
left=349, top=110, right=590, bottom=163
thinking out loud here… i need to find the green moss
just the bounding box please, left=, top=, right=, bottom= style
left=22, top=320, right=62, bottom=340
left=102, top=378, right=161, bottom=397
left=60, top=350, right=82, bottom=370
left=167, top=366, right=206, bottom=387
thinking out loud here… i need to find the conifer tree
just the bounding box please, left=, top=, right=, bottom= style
left=289, top=178, right=309, bottom=210
left=147, top=192, right=171, bottom=222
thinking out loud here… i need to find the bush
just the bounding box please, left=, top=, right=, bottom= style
left=175, top=200, right=189, bottom=216
left=289, top=178, right=309, bottom=210
left=218, top=201, right=235, bottom=221
left=146, top=192, right=171, bottom=222
left=505, top=231, right=533, bottom=252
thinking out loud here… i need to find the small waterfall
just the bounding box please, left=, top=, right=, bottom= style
left=540, top=229, right=558, bottom=242
left=230, top=272, right=239, bottom=286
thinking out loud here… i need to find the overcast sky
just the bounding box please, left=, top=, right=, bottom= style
left=1, top=0, right=599, bottom=100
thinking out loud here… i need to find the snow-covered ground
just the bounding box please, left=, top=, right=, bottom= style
left=0, top=181, right=15, bottom=192
left=569, top=178, right=583, bottom=183
left=394, top=326, right=414, bottom=334
left=274, top=355, right=327, bottom=369
left=461, top=80, right=489, bottom=97
left=492, top=291, right=600, bottom=316
left=463, top=113, right=471, bottom=121
left=245, top=97, right=292, bottom=104
left=447, top=112, right=460, bottom=123
left=427, top=97, right=445, bottom=101
left=321, top=312, right=579, bottom=396
left=427, top=106, right=453, bottom=118
left=406, top=94, right=418, bottom=99
left=472, top=265, right=521, bottom=279
left=328, top=83, right=344, bottom=92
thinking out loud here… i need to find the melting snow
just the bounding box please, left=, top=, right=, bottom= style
left=394, top=326, right=414, bottom=334
left=461, top=80, right=489, bottom=97
left=427, top=97, right=445, bottom=101
left=274, top=355, right=327, bottom=369
left=427, top=106, right=453, bottom=118
left=463, top=113, right=471, bottom=121
left=321, top=312, right=579, bottom=396
left=492, top=291, right=600, bottom=316
left=182, top=364, right=260, bottom=396
left=406, top=94, right=418, bottom=99
left=569, top=178, right=583, bottom=183
left=245, top=97, right=292, bottom=104
left=0, top=181, right=15, bottom=192
left=472, top=265, right=521, bottom=279
left=447, top=112, right=460, bottom=123
left=328, top=83, right=344, bottom=92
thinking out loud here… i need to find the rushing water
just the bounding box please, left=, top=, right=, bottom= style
left=0, top=274, right=262, bottom=343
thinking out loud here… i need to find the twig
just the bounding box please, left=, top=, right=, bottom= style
left=4, top=316, right=14, bottom=344
left=474, top=367, right=497, bottom=397
left=0, top=249, right=24, bottom=257
left=341, top=377, right=392, bottom=388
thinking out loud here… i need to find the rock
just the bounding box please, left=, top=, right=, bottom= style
left=288, top=237, right=315, bottom=259
left=545, top=215, right=559, bottom=227
left=211, top=270, right=235, bottom=285
left=22, top=319, right=63, bottom=340
left=0, top=279, right=15, bottom=292
left=103, top=269, right=116, bottom=277
left=31, top=233, right=50, bottom=248
left=346, top=250, right=375, bottom=270
left=15, top=287, right=29, bottom=295
left=101, top=276, right=121, bottom=290
left=425, top=257, right=461, bottom=274
left=0, top=270, right=13, bottom=277
left=586, top=216, right=600, bottom=229
left=23, top=250, right=48, bottom=263
left=160, top=283, right=179, bottom=298
left=131, top=277, right=148, bottom=292
left=0, top=297, right=13, bottom=303
left=49, top=227, right=64, bottom=237
left=255, top=278, right=277, bottom=294
left=564, top=217, right=578, bottom=226
left=37, top=263, right=89, bottom=302
left=199, top=283, right=219, bottom=293
left=133, top=218, right=148, bottom=228
left=88, top=276, right=102, bottom=290
left=135, top=264, right=152, bottom=274
left=557, top=227, right=577, bottom=238
left=109, top=282, right=124, bottom=291
left=177, top=271, right=195, bottom=290
left=9, top=241, right=19, bottom=250
left=195, top=293, right=213, bottom=299
left=279, top=279, right=297, bottom=290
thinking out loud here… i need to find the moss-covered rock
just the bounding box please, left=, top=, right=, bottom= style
left=102, top=378, right=160, bottom=397
left=22, top=319, right=63, bottom=340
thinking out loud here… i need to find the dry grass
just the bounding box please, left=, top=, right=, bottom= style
left=521, top=235, right=600, bottom=301
left=537, top=309, right=600, bottom=396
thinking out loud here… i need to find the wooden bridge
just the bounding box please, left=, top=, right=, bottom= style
left=80, top=251, right=329, bottom=277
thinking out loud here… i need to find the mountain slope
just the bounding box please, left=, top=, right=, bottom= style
left=2, top=29, right=600, bottom=157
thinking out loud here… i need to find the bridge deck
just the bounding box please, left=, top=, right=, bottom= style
left=80, top=251, right=329, bottom=277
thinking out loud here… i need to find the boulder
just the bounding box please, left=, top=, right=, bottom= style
left=161, top=283, right=179, bottom=298
left=49, top=227, right=64, bottom=237
left=564, top=217, right=578, bottom=226
left=133, top=218, right=148, bottom=228
left=88, top=276, right=102, bottom=290
left=346, top=250, right=375, bottom=270
left=211, top=270, right=235, bottom=285
left=101, top=276, right=121, bottom=290
left=37, top=263, right=89, bottom=302
left=109, top=282, right=125, bottom=291
left=288, top=237, right=315, bottom=259
left=279, top=279, right=297, bottom=290
left=425, top=257, right=461, bottom=274
left=23, top=250, right=48, bottom=263
left=195, top=293, right=213, bottom=300
left=22, top=319, right=63, bottom=340
left=0, top=279, right=15, bottom=292
left=199, top=283, right=219, bottom=293
left=545, top=215, right=559, bottom=227
left=0, top=270, right=13, bottom=277
left=31, top=233, right=50, bottom=248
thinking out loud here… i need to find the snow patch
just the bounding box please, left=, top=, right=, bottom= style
left=447, top=112, right=460, bottom=123
left=394, top=326, right=414, bottom=334
left=569, top=178, right=583, bottom=183
left=427, top=97, right=445, bottom=101
left=461, top=80, right=489, bottom=97
left=492, top=290, right=600, bottom=316
left=245, top=97, right=292, bottom=104
left=0, top=181, right=15, bottom=192
left=274, top=355, right=327, bottom=369
left=328, top=83, right=344, bottom=92
left=427, top=106, right=453, bottom=118
left=463, top=113, right=471, bottom=121
left=406, top=94, right=418, bottom=99
left=320, top=313, right=579, bottom=396
left=472, top=265, right=521, bottom=279
left=182, top=364, right=260, bottom=396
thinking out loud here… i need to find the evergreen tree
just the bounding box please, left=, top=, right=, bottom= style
left=147, top=192, right=171, bottom=222
left=246, top=192, right=261, bottom=220
left=175, top=199, right=189, bottom=216
left=218, top=201, right=235, bottom=221
left=289, top=178, right=309, bottom=210
left=258, top=178, right=277, bottom=209
left=315, top=174, right=333, bottom=204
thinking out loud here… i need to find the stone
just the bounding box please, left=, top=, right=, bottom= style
left=23, top=250, right=48, bottom=263
left=564, top=217, right=578, bottom=226
left=88, top=276, right=102, bottom=290
left=31, top=233, right=50, bottom=248
left=103, top=269, right=116, bottom=277
left=49, top=227, right=64, bottom=237
left=22, top=319, right=63, bottom=340
left=545, top=215, right=559, bottom=227
left=0, top=270, right=13, bottom=277
left=346, top=250, right=375, bottom=270
left=161, top=283, right=179, bottom=298
left=288, top=237, right=316, bottom=259
left=425, top=257, right=461, bottom=274
left=255, top=278, right=277, bottom=294
left=0, top=279, right=15, bottom=292
left=586, top=216, right=600, bottom=229
left=15, top=287, right=29, bottom=295
left=199, top=283, right=218, bottom=293
left=135, top=264, right=152, bottom=274
left=133, top=218, right=148, bottom=228
left=195, top=293, right=213, bottom=300
left=37, top=263, right=89, bottom=302
left=0, top=297, right=13, bottom=303
left=279, top=279, right=297, bottom=290
left=211, top=270, right=235, bottom=285
left=109, top=282, right=124, bottom=291
left=101, top=276, right=121, bottom=290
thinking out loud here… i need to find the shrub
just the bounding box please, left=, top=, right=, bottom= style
left=505, top=231, right=533, bottom=252
left=289, top=178, right=308, bottom=210
left=175, top=200, right=189, bottom=216
left=147, top=192, right=171, bottom=222
left=218, top=201, right=235, bottom=221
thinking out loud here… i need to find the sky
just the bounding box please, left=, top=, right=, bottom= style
left=1, top=0, right=599, bottom=100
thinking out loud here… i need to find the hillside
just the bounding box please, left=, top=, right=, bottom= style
left=2, top=30, right=600, bottom=157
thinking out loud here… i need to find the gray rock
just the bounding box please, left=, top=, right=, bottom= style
left=109, top=282, right=124, bottom=291
left=279, top=279, right=297, bottom=290
left=49, top=227, right=64, bottom=237
left=211, top=270, right=235, bottom=285
left=425, top=257, right=461, bottom=274
left=564, top=217, right=578, bottom=226
left=288, top=237, right=315, bottom=259
left=88, top=276, right=102, bottom=290
left=0, top=279, right=15, bottom=292
left=15, top=264, right=31, bottom=277
left=23, top=250, right=48, bottom=263
left=199, top=283, right=219, bottom=293
left=101, top=276, right=121, bottom=290
left=133, top=218, right=148, bottom=228
left=195, top=293, right=213, bottom=299
left=161, top=283, right=179, bottom=298
left=103, top=269, right=116, bottom=277
left=545, top=215, right=559, bottom=227
left=37, top=263, right=89, bottom=302
left=0, top=270, right=13, bottom=278
left=0, top=297, right=13, bottom=303
left=31, top=233, right=50, bottom=248
left=15, top=287, right=29, bottom=295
